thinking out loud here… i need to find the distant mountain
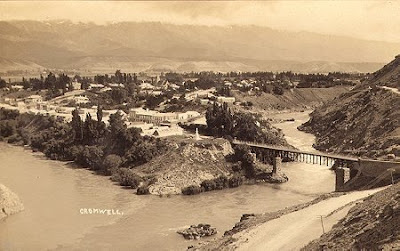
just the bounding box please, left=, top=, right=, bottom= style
left=0, top=20, right=398, bottom=73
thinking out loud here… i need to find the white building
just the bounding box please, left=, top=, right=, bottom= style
left=71, top=81, right=81, bottom=90
left=71, top=95, right=89, bottom=104
left=89, top=84, right=105, bottom=90
left=25, top=95, right=43, bottom=104
left=129, top=107, right=200, bottom=125
left=216, top=96, right=235, bottom=104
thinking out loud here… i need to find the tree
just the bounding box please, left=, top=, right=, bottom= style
left=0, top=78, right=6, bottom=88
left=272, top=85, right=284, bottom=95
left=71, top=109, right=83, bottom=143
left=45, top=72, right=57, bottom=90
left=83, top=113, right=97, bottom=145
left=102, top=154, right=122, bottom=175
left=22, top=77, right=30, bottom=89
left=96, top=105, right=103, bottom=126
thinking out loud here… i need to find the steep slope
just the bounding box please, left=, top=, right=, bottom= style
left=299, top=56, right=400, bottom=159
left=0, top=20, right=396, bottom=73
left=303, top=183, right=400, bottom=250
left=367, top=54, right=400, bottom=89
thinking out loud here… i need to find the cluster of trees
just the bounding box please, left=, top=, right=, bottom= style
left=205, top=103, right=287, bottom=145
left=94, top=70, right=138, bottom=85
left=182, top=174, right=244, bottom=195
left=19, top=73, right=71, bottom=93
left=0, top=108, right=167, bottom=192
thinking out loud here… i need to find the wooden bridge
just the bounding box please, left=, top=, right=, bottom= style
left=232, top=140, right=359, bottom=167
left=232, top=140, right=400, bottom=191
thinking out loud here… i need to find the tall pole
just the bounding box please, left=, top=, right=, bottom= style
left=319, top=215, right=325, bottom=234
left=389, top=168, right=395, bottom=185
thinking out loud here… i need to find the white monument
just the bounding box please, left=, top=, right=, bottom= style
left=195, top=128, right=200, bottom=141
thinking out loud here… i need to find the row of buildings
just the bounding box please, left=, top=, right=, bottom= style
left=1, top=94, right=203, bottom=138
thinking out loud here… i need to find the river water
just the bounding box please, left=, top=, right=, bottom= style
left=0, top=111, right=334, bottom=251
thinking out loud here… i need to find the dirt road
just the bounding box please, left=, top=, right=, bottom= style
left=235, top=187, right=385, bottom=251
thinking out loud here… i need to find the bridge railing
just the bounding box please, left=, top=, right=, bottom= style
left=232, top=139, right=360, bottom=162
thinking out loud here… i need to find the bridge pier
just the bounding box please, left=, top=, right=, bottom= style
left=335, top=167, right=345, bottom=191
left=273, top=156, right=282, bottom=174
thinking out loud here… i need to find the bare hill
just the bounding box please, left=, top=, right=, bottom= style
left=367, top=54, right=400, bottom=89
left=299, top=56, right=400, bottom=159
left=233, top=86, right=350, bottom=111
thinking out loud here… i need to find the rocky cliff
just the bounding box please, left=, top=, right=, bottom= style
left=0, top=183, right=24, bottom=220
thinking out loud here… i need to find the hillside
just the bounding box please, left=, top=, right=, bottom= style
left=299, top=56, right=400, bottom=159
left=0, top=20, right=396, bottom=73
left=303, top=183, right=400, bottom=250
left=233, top=86, right=350, bottom=111
left=367, top=54, right=400, bottom=89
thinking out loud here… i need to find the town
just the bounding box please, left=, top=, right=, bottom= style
left=0, top=70, right=363, bottom=138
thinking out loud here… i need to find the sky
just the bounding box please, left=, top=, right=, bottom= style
left=1, top=1, right=400, bottom=43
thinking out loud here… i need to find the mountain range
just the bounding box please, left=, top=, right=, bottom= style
left=1, top=20, right=399, bottom=74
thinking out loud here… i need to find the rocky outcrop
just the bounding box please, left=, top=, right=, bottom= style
left=177, top=224, right=217, bottom=240
left=132, top=138, right=234, bottom=195
left=0, top=183, right=24, bottom=220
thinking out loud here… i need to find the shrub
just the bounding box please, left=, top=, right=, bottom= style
left=111, top=168, right=142, bottom=189
left=182, top=185, right=204, bottom=195
left=75, top=145, right=104, bottom=170
left=201, top=180, right=217, bottom=191
left=272, top=85, right=284, bottom=95
left=214, top=176, right=229, bottom=189
left=7, top=134, right=21, bottom=144
left=137, top=186, right=150, bottom=195
left=228, top=175, right=244, bottom=188
left=102, top=154, right=122, bottom=175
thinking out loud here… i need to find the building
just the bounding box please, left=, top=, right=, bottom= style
left=10, top=85, right=24, bottom=90
left=139, top=82, right=155, bottom=90
left=71, top=95, right=89, bottom=104
left=129, top=107, right=201, bottom=125
left=216, top=96, right=235, bottom=104
left=109, top=83, right=125, bottom=88
left=71, top=81, right=81, bottom=90
left=152, top=125, right=184, bottom=138
left=88, top=84, right=105, bottom=90
left=199, top=99, right=210, bottom=105
left=25, top=95, right=43, bottom=104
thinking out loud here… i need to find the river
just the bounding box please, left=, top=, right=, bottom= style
left=0, top=111, right=334, bottom=251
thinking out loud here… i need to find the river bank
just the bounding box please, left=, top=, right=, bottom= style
left=0, top=110, right=336, bottom=250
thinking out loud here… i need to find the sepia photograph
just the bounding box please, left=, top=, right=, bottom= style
left=0, top=1, right=400, bottom=250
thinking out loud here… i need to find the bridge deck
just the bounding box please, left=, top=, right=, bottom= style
left=232, top=140, right=360, bottom=162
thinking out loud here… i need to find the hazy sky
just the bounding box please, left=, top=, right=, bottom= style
left=1, top=1, right=400, bottom=43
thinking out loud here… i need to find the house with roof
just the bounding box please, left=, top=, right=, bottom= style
left=216, top=96, right=235, bottom=104
left=24, top=95, right=43, bottom=104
